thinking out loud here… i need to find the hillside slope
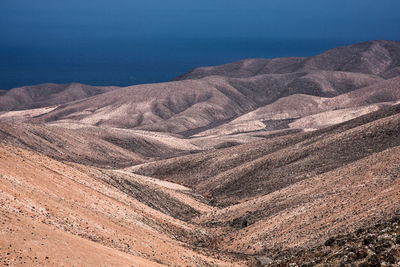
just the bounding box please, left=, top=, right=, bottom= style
left=127, top=103, right=400, bottom=264
left=196, top=76, right=400, bottom=136
left=2, top=104, right=400, bottom=266
left=131, top=103, right=400, bottom=205
left=14, top=40, right=399, bottom=136
left=0, top=122, right=144, bottom=168
left=0, top=143, right=249, bottom=266
left=0, top=83, right=119, bottom=111
left=28, top=78, right=257, bottom=133
left=0, top=41, right=398, bottom=139
left=176, top=40, right=400, bottom=80
left=1, top=40, right=400, bottom=266
left=21, top=71, right=386, bottom=134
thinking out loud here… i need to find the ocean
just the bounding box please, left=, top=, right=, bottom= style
left=0, top=37, right=358, bottom=90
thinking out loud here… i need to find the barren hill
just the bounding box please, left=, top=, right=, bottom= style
left=129, top=103, right=400, bottom=263
left=1, top=40, right=400, bottom=266
left=2, top=100, right=399, bottom=266
left=0, top=143, right=250, bottom=266
left=29, top=78, right=258, bottom=133
left=0, top=40, right=395, bottom=138
left=173, top=57, right=306, bottom=80
left=176, top=40, right=400, bottom=80
left=197, top=76, right=400, bottom=136
left=131, top=103, right=400, bottom=204
left=0, top=83, right=119, bottom=111
left=0, top=121, right=207, bottom=167
left=15, top=70, right=385, bottom=134
left=0, top=121, right=144, bottom=168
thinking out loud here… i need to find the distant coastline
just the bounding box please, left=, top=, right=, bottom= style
left=0, top=37, right=367, bottom=90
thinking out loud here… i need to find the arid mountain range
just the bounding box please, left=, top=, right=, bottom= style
left=1, top=40, right=400, bottom=266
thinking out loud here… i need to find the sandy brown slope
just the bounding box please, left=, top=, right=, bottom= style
left=0, top=122, right=144, bottom=168
left=1, top=105, right=400, bottom=266
left=196, top=75, right=400, bottom=136
left=199, top=144, right=400, bottom=255
left=75, top=126, right=202, bottom=159
left=0, top=214, right=164, bottom=267
left=0, top=143, right=249, bottom=266
left=29, top=78, right=258, bottom=133
left=0, top=83, right=120, bottom=111
left=0, top=120, right=203, bottom=167
left=24, top=71, right=383, bottom=135
left=125, top=103, right=400, bottom=264
left=1, top=91, right=400, bottom=266
left=131, top=103, right=400, bottom=206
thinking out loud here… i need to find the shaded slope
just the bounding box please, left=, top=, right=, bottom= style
left=25, top=70, right=383, bottom=134
left=197, top=76, right=400, bottom=136
left=0, top=122, right=144, bottom=168
left=126, top=103, right=400, bottom=260
left=176, top=40, right=400, bottom=80
left=330, top=75, right=400, bottom=107
left=173, top=57, right=305, bottom=80
left=0, top=83, right=119, bottom=111
left=30, top=78, right=258, bottom=133
left=224, top=70, right=382, bottom=106
left=0, top=121, right=205, bottom=167
left=1, top=41, right=398, bottom=137
left=0, top=144, right=247, bottom=266
left=131, top=103, right=400, bottom=205
left=294, top=40, right=400, bottom=76
left=200, top=144, right=400, bottom=254
left=2, top=104, right=400, bottom=266
left=77, top=126, right=202, bottom=159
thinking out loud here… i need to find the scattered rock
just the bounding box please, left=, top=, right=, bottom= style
left=256, top=255, right=274, bottom=265
left=325, top=237, right=335, bottom=246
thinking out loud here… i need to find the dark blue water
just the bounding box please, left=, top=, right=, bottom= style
left=0, top=38, right=367, bottom=90
left=1, top=1, right=399, bottom=89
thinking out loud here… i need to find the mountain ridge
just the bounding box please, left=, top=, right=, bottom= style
left=0, top=82, right=120, bottom=111
left=0, top=40, right=396, bottom=138
left=1, top=40, right=400, bottom=266
left=175, top=40, right=400, bottom=80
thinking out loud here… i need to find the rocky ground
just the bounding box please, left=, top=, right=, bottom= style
left=258, top=216, right=400, bottom=266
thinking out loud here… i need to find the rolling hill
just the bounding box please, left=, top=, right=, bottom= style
left=130, top=103, right=400, bottom=264
left=1, top=40, right=400, bottom=266
left=176, top=40, right=400, bottom=80
left=0, top=40, right=397, bottom=139
left=0, top=83, right=119, bottom=111
left=1, top=96, right=400, bottom=266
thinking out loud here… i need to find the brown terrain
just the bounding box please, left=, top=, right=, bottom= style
left=1, top=40, right=400, bottom=266
left=0, top=83, right=119, bottom=111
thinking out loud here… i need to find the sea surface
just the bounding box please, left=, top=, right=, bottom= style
left=0, top=37, right=361, bottom=90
